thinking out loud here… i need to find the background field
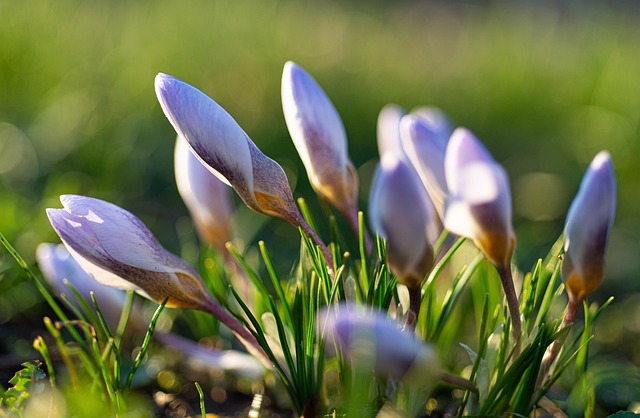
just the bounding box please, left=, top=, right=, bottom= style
left=1, top=0, right=639, bottom=413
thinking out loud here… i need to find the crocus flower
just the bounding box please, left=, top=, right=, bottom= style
left=320, top=306, right=440, bottom=382
left=46, top=195, right=269, bottom=364
left=156, top=73, right=299, bottom=225
left=443, top=128, right=515, bottom=269
left=37, top=243, right=265, bottom=378
left=369, top=154, right=436, bottom=288
left=281, top=62, right=359, bottom=227
left=174, top=136, right=233, bottom=250
left=156, top=73, right=332, bottom=266
left=400, top=113, right=450, bottom=220
left=561, top=151, right=616, bottom=302
left=47, top=195, right=216, bottom=311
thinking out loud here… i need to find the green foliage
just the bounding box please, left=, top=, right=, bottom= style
left=0, top=361, right=46, bottom=415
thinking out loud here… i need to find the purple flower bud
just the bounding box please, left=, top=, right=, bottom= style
left=562, top=151, right=616, bottom=301
left=174, top=136, right=233, bottom=249
left=281, top=62, right=358, bottom=220
left=320, top=306, right=440, bottom=382
left=369, top=155, right=436, bottom=287
left=36, top=243, right=265, bottom=378
left=443, top=128, right=515, bottom=268
left=46, top=194, right=270, bottom=365
left=46, top=195, right=217, bottom=311
left=156, top=73, right=299, bottom=224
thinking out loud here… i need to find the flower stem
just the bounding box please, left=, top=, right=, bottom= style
left=405, top=285, right=422, bottom=332
left=441, top=373, right=479, bottom=395
left=496, top=264, right=522, bottom=354
left=201, top=300, right=272, bottom=369
left=536, top=295, right=582, bottom=388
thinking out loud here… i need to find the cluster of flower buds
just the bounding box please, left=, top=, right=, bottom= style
left=42, top=63, right=617, bottom=391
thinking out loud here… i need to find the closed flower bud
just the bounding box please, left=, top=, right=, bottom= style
left=400, top=113, right=450, bottom=220
left=562, top=151, right=616, bottom=301
left=46, top=195, right=219, bottom=311
left=443, top=128, right=515, bottom=269
left=46, top=195, right=268, bottom=363
left=369, top=154, right=436, bottom=287
left=174, top=136, right=233, bottom=249
left=320, top=306, right=440, bottom=382
left=281, top=62, right=359, bottom=221
left=156, top=73, right=299, bottom=224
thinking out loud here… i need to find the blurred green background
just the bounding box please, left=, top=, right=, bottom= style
left=1, top=0, right=639, bottom=411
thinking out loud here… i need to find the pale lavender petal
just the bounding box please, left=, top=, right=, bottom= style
left=36, top=243, right=136, bottom=328
left=282, top=61, right=348, bottom=175
left=376, top=104, right=406, bottom=160
left=155, top=73, right=254, bottom=198
left=445, top=128, right=495, bottom=196
left=562, top=151, right=616, bottom=298
left=175, top=136, right=233, bottom=248
left=443, top=128, right=514, bottom=267
left=58, top=195, right=198, bottom=277
left=281, top=62, right=357, bottom=218
left=320, top=306, right=439, bottom=380
left=36, top=243, right=127, bottom=309
left=400, top=115, right=449, bottom=218
left=47, top=195, right=213, bottom=310
left=410, top=106, right=454, bottom=141
left=369, top=155, right=436, bottom=286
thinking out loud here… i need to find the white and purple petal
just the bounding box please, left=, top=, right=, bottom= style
left=443, top=128, right=514, bottom=267
left=562, top=151, right=616, bottom=299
